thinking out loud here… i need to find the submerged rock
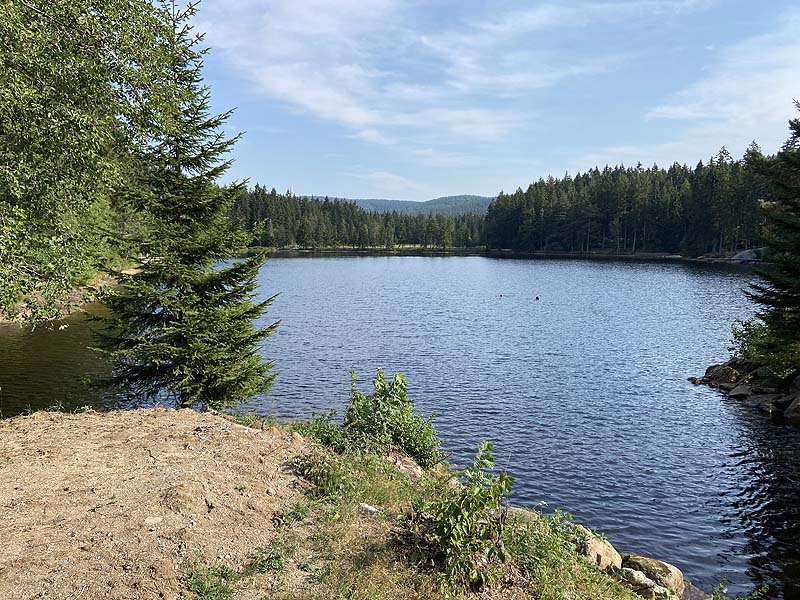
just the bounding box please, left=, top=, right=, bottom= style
left=622, top=555, right=685, bottom=597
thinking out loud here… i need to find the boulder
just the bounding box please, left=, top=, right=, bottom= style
left=790, top=375, right=800, bottom=395
left=783, top=395, right=800, bottom=422
left=727, top=357, right=758, bottom=373
left=622, top=555, right=685, bottom=597
left=751, top=386, right=783, bottom=395
left=619, top=568, right=677, bottom=599
left=683, top=581, right=711, bottom=600
left=732, top=249, right=759, bottom=262
left=386, top=449, right=423, bottom=481
left=750, top=366, right=775, bottom=380
left=704, top=365, right=744, bottom=386
left=774, top=394, right=796, bottom=411
left=728, top=384, right=753, bottom=399
left=576, top=525, right=622, bottom=571
left=750, top=395, right=783, bottom=415
left=620, top=567, right=656, bottom=593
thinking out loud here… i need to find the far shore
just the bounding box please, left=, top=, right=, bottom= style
left=248, top=245, right=763, bottom=266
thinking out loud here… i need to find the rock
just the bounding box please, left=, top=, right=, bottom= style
left=790, top=375, right=800, bottom=395
left=620, top=567, right=656, bottom=592
left=507, top=506, right=540, bottom=522
left=728, top=384, right=752, bottom=399
left=750, top=395, right=783, bottom=415
left=386, top=449, right=423, bottom=481
left=688, top=377, right=707, bottom=385
left=751, top=386, right=783, bottom=395
left=144, top=516, right=163, bottom=527
left=683, top=581, right=712, bottom=600
left=784, top=395, right=800, bottom=422
left=718, top=382, right=738, bottom=392
left=751, top=366, right=775, bottom=380
left=576, top=525, right=622, bottom=571
left=774, top=394, right=796, bottom=411
left=705, top=365, right=744, bottom=386
left=728, top=356, right=758, bottom=372
left=732, top=249, right=759, bottom=262
left=619, top=568, right=676, bottom=598
left=357, top=502, right=378, bottom=516
left=622, top=555, right=685, bottom=597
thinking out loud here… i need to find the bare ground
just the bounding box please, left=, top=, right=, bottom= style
left=0, top=409, right=309, bottom=600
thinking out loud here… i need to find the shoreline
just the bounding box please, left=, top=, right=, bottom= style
left=0, top=408, right=706, bottom=600
left=691, top=357, right=800, bottom=421
left=253, top=246, right=764, bottom=266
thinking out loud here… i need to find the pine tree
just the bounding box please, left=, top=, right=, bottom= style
left=97, top=1, right=278, bottom=409
left=739, top=102, right=800, bottom=373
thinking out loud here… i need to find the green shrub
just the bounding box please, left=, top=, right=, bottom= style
left=415, top=441, right=514, bottom=591
left=297, top=411, right=347, bottom=453
left=732, top=318, right=800, bottom=377
left=294, top=451, right=357, bottom=501
left=299, top=370, right=443, bottom=470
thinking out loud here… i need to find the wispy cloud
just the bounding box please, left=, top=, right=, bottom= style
left=567, top=10, right=800, bottom=173
left=198, top=0, right=645, bottom=152
left=343, top=168, right=436, bottom=198
left=199, top=0, right=786, bottom=197
left=647, top=11, right=800, bottom=132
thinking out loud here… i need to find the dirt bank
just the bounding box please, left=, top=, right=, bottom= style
left=0, top=409, right=308, bottom=599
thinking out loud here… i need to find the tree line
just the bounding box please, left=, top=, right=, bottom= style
left=237, top=146, right=775, bottom=258
left=231, top=185, right=485, bottom=249
left=485, top=146, right=771, bottom=256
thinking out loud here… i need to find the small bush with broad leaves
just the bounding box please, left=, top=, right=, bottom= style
left=299, top=369, right=443, bottom=470
left=413, top=441, right=514, bottom=591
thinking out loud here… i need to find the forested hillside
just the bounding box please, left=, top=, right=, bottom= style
left=485, top=147, right=770, bottom=256
left=232, top=186, right=485, bottom=249
left=351, top=194, right=494, bottom=215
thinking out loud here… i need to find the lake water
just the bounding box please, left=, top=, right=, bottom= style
left=2, top=256, right=799, bottom=598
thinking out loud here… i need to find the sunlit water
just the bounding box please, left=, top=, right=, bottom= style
left=2, top=256, right=799, bottom=598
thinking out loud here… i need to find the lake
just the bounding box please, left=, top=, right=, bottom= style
left=2, top=256, right=799, bottom=598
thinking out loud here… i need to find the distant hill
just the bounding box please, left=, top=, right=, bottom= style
left=349, top=194, right=494, bottom=215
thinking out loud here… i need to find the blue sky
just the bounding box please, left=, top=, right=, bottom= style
left=197, top=0, right=800, bottom=200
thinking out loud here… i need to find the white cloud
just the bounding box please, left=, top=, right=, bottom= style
left=349, top=129, right=393, bottom=145
left=197, top=0, right=640, bottom=152
left=198, top=0, right=750, bottom=195
left=563, top=10, right=800, bottom=174
left=644, top=11, right=800, bottom=156
left=343, top=168, right=436, bottom=198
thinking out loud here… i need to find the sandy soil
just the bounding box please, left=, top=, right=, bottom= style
left=0, top=409, right=309, bottom=600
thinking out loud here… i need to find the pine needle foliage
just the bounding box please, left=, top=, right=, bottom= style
left=96, top=1, right=278, bottom=409
left=737, top=102, right=800, bottom=374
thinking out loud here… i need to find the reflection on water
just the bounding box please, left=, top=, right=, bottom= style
left=1, top=257, right=798, bottom=598
left=0, top=307, right=110, bottom=416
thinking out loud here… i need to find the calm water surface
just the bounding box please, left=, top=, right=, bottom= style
left=2, top=256, right=799, bottom=598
